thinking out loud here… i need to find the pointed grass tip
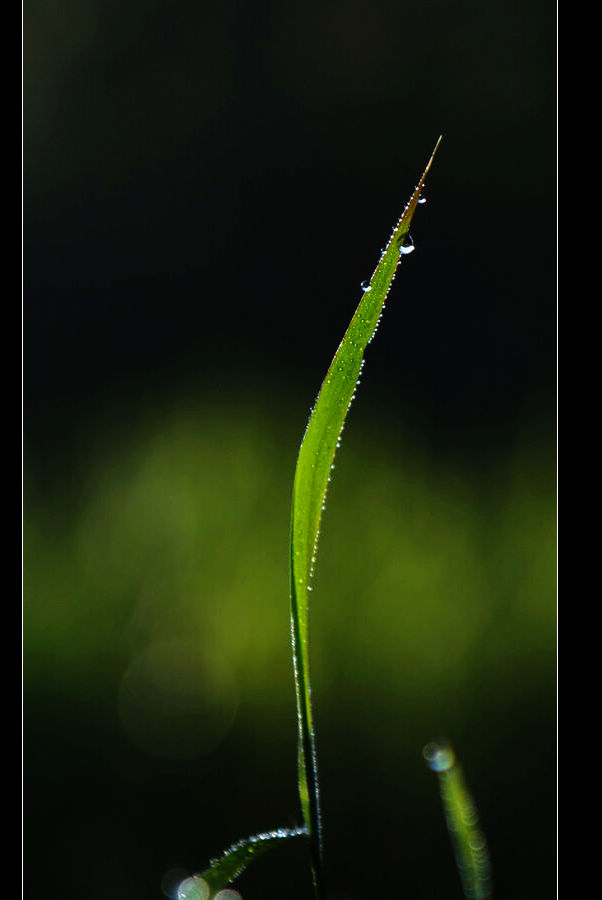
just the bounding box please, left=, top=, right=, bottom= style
left=417, top=135, right=443, bottom=194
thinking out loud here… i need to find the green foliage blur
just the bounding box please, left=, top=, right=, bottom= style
left=24, top=0, right=555, bottom=897
left=24, top=386, right=555, bottom=899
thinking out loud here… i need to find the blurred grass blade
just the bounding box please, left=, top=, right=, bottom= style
left=189, top=827, right=307, bottom=896
left=289, top=138, right=442, bottom=895
left=423, top=742, right=492, bottom=900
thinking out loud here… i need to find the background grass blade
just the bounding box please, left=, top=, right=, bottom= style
left=424, top=742, right=492, bottom=900
left=189, top=827, right=307, bottom=896
left=289, top=138, right=442, bottom=895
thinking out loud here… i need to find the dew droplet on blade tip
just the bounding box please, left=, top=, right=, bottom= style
left=177, top=877, right=210, bottom=900
left=423, top=742, right=455, bottom=773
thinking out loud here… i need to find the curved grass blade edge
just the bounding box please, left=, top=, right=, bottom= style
left=183, top=827, right=308, bottom=897
left=290, top=137, right=442, bottom=897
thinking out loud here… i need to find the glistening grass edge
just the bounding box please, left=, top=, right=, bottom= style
left=178, top=137, right=448, bottom=899
left=289, top=137, right=442, bottom=898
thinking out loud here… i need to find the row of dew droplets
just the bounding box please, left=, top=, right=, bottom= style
left=178, top=877, right=241, bottom=900
left=314, top=182, right=425, bottom=564
left=363, top=184, right=429, bottom=343
left=365, top=230, right=414, bottom=347
left=177, top=827, right=310, bottom=898
left=307, top=350, right=367, bottom=594
left=360, top=182, right=427, bottom=296
left=291, top=140, right=440, bottom=890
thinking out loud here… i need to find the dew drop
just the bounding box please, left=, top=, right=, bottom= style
left=177, top=877, right=210, bottom=900
left=214, top=891, right=243, bottom=900
left=423, top=742, right=455, bottom=772
left=418, top=195, right=427, bottom=205
left=398, top=236, right=415, bottom=255
left=360, top=280, right=372, bottom=292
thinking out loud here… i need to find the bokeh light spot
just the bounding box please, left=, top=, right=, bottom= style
left=177, top=876, right=210, bottom=900
left=423, top=742, right=455, bottom=773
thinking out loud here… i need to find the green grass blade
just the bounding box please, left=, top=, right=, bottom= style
left=182, top=827, right=307, bottom=898
left=289, top=138, right=442, bottom=895
left=424, top=742, right=492, bottom=900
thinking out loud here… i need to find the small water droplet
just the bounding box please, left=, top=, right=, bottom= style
left=360, top=280, right=372, bottom=292
left=418, top=194, right=427, bottom=205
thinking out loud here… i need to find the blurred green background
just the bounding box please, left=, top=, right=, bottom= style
left=24, top=1, right=556, bottom=898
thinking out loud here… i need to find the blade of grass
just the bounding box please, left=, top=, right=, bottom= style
left=181, top=827, right=308, bottom=898
left=289, top=137, right=442, bottom=897
left=423, top=742, right=492, bottom=900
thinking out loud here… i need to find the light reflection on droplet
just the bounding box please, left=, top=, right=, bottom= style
left=423, top=742, right=455, bottom=772
left=214, top=890, right=243, bottom=900
left=177, top=876, right=210, bottom=900
left=161, top=868, right=189, bottom=898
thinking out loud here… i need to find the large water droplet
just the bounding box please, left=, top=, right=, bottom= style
left=418, top=194, right=427, bottom=205
left=177, top=877, right=210, bottom=900
left=398, top=236, right=415, bottom=255
left=360, top=280, right=372, bottom=292
left=423, top=742, right=455, bottom=772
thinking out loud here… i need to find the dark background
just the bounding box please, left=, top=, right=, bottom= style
left=24, top=1, right=556, bottom=898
